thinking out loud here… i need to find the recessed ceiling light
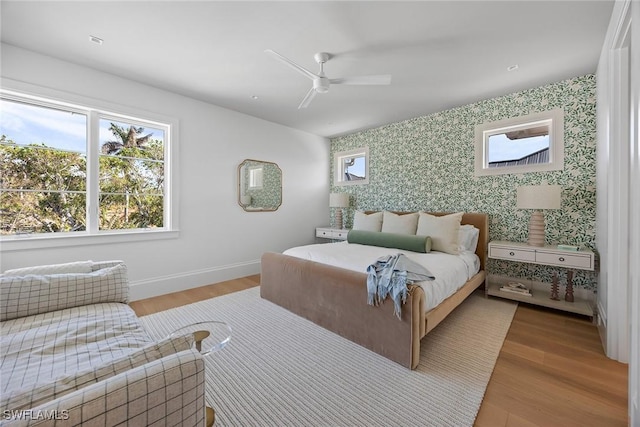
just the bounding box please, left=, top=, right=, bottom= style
left=507, top=64, right=519, bottom=72
left=89, top=35, right=103, bottom=45
left=251, top=95, right=259, bottom=100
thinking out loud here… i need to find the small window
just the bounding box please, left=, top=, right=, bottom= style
left=334, top=147, right=369, bottom=186
left=475, top=109, right=564, bottom=176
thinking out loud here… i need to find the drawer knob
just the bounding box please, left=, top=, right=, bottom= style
left=559, top=257, right=565, bottom=262
left=509, top=251, right=515, bottom=256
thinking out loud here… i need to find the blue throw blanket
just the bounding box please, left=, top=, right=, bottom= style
left=366, top=253, right=435, bottom=319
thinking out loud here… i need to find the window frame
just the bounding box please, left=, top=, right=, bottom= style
left=334, top=147, right=370, bottom=186
left=0, top=79, right=179, bottom=251
left=248, top=165, right=264, bottom=189
left=474, top=108, right=564, bottom=176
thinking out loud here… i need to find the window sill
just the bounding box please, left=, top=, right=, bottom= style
left=0, top=229, right=179, bottom=252
left=334, top=179, right=369, bottom=186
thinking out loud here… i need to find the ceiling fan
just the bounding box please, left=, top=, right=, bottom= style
left=265, top=49, right=392, bottom=109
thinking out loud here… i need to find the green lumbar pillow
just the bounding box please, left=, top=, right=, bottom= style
left=347, top=230, right=432, bottom=253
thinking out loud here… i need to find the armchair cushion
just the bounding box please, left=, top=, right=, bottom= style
left=0, top=263, right=129, bottom=321
left=1, top=303, right=151, bottom=400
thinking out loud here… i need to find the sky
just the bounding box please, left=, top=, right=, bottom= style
left=345, top=156, right=366, bottom=178
left=0, top=99, right=164, bottom=153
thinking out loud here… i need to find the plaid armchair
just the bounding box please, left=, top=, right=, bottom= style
left=0, top=261, right=208, bottom=426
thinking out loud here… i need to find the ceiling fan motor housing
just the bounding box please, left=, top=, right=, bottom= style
left=314, top=52, right=330, bottom=64
left=314, top=77, right=330, bottom=93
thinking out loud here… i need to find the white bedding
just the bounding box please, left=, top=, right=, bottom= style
left=283, top=242, right=480, bottom=313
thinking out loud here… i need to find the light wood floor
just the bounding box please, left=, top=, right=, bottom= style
left=130, top=276, right=628, bottom=427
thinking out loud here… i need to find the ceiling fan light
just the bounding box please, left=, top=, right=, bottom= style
left=314, top=77, right=330, bottom=93
left=89, top=35, right=103, bottom=45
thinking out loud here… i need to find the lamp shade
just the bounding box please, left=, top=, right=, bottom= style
left=516, top=185, right=561, bottom=210
left=329, top=192, right=350, bottom=208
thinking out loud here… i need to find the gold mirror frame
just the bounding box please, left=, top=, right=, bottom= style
left=237, top=159, right=282, bottom=212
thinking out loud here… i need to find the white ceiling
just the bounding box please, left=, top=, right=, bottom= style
left=0, top=1, right=613, bottom=138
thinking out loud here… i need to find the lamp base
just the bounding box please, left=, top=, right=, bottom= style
left=527, top=210, right=546, bottom=247
left=334, top=208, right=344, bottom=230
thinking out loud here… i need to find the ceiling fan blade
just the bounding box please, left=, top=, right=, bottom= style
left=330, top=75, right=392, bottom=85
left=265, top=49, right=317, bottom=80
left=298, top=87, right=317, bottom=109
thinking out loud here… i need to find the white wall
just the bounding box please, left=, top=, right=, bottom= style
left=0, top=44, right=330, bottom=300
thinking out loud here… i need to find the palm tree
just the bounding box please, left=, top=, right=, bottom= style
left=101, top=123, right=152, bottom=155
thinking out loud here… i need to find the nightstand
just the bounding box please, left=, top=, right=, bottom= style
left=487, top=241, right=595, bottom=317
left=315, top=227, right=349, bottom=241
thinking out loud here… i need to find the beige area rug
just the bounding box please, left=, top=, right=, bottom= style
left=140, top=287, right=517, bottom=427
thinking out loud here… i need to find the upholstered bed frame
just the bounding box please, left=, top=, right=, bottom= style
left=260, top=212, right=488, bottom=370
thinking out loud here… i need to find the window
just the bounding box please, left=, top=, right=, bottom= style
left=248, top=166, right=264, bottom=189
left=0, top=92, right=173, bottom=240
left=334, top=147, right=369, bottom=186
left=474, top=109, right=564, bottom=176
left=98, top=117, right=165, bottom=230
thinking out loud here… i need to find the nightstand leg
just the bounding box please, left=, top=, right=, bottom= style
left=550, top=272, right=560, bottom=300
left=565, top=271, right=574, bottom=302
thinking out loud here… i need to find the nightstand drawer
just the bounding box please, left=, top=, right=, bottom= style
left=316, top=228, right=333, bottom=238
left=489, top=246, right=536, bottom=262
left=315, top=228, right=350, bottom=240
left=535, top=251, right=593, bottom=269
left=332, top=230, right=349, bottom=240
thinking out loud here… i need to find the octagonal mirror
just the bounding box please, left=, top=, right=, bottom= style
left=237, top=159, right=282, bottom=212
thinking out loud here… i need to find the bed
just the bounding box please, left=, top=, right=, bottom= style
left=260, top=212, right=488, bottom=369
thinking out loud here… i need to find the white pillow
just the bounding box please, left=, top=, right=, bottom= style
left=352, top=211, right=383, bottom=232
left=416, top=212, right=463, bottom=255
left=458, top=224, right=480, bottom=253
left=3, top=260, right=93, bottom=276
left=381, top=211, right=418, bottom=235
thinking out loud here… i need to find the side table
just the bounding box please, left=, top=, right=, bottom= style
left=487, top=240, right=595, bottom=317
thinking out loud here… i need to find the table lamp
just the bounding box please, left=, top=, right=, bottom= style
left=329, top=193, right=350, bottom=229
left=516, top=184, right=561, bottom=247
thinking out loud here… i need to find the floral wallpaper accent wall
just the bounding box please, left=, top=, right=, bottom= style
left=330, top=74, right=597, bottom=290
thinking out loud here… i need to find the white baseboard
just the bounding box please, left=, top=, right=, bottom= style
left=597, top=300, right=608, bottom=353
left=129, top=259, right=261, bottom=301
left=597, top=300, right=607, bottom=328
